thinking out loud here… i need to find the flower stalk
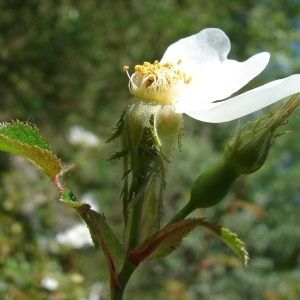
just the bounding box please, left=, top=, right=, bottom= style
left=169, top=94, right=300, bottom=223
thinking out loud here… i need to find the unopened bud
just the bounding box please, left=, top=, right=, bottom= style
left=225, top=94, right=300, bottom=175
left=189, top=159, right=239, bottom=209
left=185, top=94, right=300, bottom=212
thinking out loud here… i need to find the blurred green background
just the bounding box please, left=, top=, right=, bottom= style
left=1, top=0, right=300, bottom=299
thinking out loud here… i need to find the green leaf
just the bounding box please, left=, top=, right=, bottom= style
left=129, top=218, right=206, bottom=265
left=220, top=228, right=249, bottom=265
left=0, top=121, right=50, bottom=150
left=194, top=220, right=249, bottom=265
left=0, top=121, right=62, bottom=181
left=76, top=206, right=125, bottom=290
left=59, top=188, right=83, bottom=209
left=60, top=189, right=127, bottom=287
left=129, top=218, right=249, bottom=266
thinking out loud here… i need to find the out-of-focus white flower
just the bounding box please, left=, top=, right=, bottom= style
left=125, top=28, right=300, bottom=123
left=41, top=277, right=59, bottom=291
left=81, top=192, right=100, bottom=212
left=55, top=223, right=93, bottom=249
left=68, top=125, right=100, bottom=148
left=89, top=282, right=104, bottom=300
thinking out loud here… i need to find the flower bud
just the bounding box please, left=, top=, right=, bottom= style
left=224, top=120, right=273, bottom=175
left=189, top=159, right=239, bottom=209
left=225, top=94, right=300, bottom=175
left=187, top=94, right=300, bottom=211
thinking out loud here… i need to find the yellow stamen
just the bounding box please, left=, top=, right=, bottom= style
left=124, top=60, right=192, bottom=104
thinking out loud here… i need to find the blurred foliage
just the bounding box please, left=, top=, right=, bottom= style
left=1, top=0, right=300, bottom=299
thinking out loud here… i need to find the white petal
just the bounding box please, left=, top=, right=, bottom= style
left=184, top=74, right=300, bottom=123
left=206, top=52, right=270, bottom=101
left=161, top=28, right=230, bottom=68
left=175, top=52, right=270, bottom=109
left=162, top=28, right=270, bottom=108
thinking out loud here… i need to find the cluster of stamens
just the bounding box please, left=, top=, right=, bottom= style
left=123, top=59, right=192, bottom=104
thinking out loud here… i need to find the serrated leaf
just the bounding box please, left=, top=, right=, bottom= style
left=129, top=218, right=206, bottom=265
left=129, top=218, right=249, bottom=266
left=76, top=206, right=125, bottom=290
left=220, top=228, right=249, bottom=265
left=0, top=121, right=50, bottom=150
left=195, top=219, right=249, bottom=266
left=0, top=121, right=62, bottom=180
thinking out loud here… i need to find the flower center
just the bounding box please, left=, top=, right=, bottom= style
left=123, top=60, right=192, bottom=104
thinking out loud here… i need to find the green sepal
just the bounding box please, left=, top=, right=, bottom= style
left=117, top=100, right=182, bottom=224
left=0, top=121, right=62, bottom=181
left=107, top=149, right=128, bottom=161
left=106, top=111, right=126, bottom=144
left=225, top=94, right=300, bottom=175
left=139, top=183, right=159, bottom=242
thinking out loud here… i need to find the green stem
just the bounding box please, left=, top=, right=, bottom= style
left=111, top=259, right=138, bottom=300
left=167, top=159, right=240, bottom=226
left=111, top=288, right=124, bottom=300
left=167, top=201, right=195, bottom=225
left=111, top=190, right=144, bottom=299
left=128, top=196, right=144, bottom=250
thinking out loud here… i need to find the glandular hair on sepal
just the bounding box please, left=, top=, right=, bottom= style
left=109, top=98, right=183, bottom=227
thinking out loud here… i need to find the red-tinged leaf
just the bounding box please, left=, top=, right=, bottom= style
left=129, top=218, right=207, bottom=265
left=77, top=206, right=125, bottom=291
left=129, top=218, right=249, bottom=266
left=0, top=121, right=62, bottom=182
